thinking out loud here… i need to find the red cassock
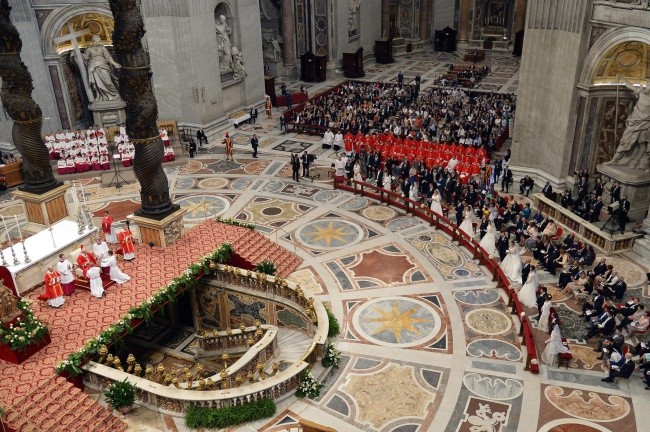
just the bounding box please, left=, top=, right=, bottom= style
left=44, top=270, right=64, bottom=299
left=76, top=251, right=97, bottom=278
left=118, top=230, right=135, bottom=255
left=102, top=215, right=114, bottom=236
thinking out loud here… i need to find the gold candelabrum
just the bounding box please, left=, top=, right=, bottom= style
left=220, top=369, right=229, bottom=389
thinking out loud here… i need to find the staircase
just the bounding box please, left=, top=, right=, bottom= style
left=229, top=228, right=302, bottom=277
left=2, top=376, right=126, bottom=432
left=271, top=328, right=313, bottom=365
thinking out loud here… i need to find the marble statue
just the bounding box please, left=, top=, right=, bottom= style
left=606, top=77, right=650, bottom=172
left=215, top=15, right=233, bottom=69
left=270, top=36, right=282, bottom=60
left=348, top=0, right=362, bottom=36
left=231, top=47, right=247, bottom=79
left=73, top=35, right=122, bottom=102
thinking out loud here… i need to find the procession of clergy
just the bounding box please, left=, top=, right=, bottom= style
left=45, top=125, right=175, bottom=175
left=41, top=212, right=135, bottom=308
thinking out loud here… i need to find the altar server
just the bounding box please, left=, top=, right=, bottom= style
left=56, top=254, right=75, bottom=296
left=106, top=250, right=130, bottom=284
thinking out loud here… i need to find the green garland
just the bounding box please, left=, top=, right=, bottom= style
left=185, top=398, right=276, bottom=429
left=55, top=243, right=233, bottom=376
left=216, top=216, right=255, bottom=230
left=0, top=299, right=49, bottom=351
left=326, top=308, right=340, bottom=338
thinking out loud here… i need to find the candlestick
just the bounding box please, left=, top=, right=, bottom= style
left=50, top=226, right=56, bottom=248
left=22, top=242, right=30, bottom=264
left=13, top=215, right=23, bottom=241
left=0, top=249, right=7, bottom=267
left=80, top=183, right=87, bottom=206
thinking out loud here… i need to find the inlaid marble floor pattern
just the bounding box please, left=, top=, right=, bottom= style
left=2, top=48, right=648, bottom=432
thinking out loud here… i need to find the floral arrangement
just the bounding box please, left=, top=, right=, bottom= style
left=255, top=259, right=277, bottom=276
left=55, top=244, right=233, bottom=376
left=104, top=379, right=136, bottom=410
left=0, top=299, right=48, bottom=351
left=295, top=369, right=323, bottom=399
left=321, top=341, right=340, bottom=368
left=216, top=216, right=255, bottom=230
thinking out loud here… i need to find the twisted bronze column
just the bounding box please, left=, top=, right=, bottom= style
left=109, top=0, right=175, bottom=216
left=0, top=0, right=60, bottom=194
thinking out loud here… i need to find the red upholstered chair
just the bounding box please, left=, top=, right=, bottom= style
left=558, top=338, right=573, bottom=369
left=552, top=226, right=563, bottom=242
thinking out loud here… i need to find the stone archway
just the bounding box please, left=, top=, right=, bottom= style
left=40, top=6, right=116, bottom=130
left=569, top=28, right=650, bottom=175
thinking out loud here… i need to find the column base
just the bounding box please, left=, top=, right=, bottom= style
left=597, top=164, right=650, bottom=221
left=128, top=207, right=187, bottom=248
left=632, top=237, right=650, bottom=262
left=13, top=184, right=71, bottom=234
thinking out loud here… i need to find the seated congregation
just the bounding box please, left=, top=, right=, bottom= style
left=45, top=125, right=175, bottom=176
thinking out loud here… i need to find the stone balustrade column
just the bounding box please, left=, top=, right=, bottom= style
left=281, top=0, right=295, bottom=66
left=459, top=0, right=471, bottom=42
left=420, top=0, right=431, bottom=41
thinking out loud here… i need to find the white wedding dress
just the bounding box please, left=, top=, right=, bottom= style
left=500, top=245, right=522, bottom=281
left=479, top=223, right=497, bottom=256
left=542, top=325, right=570, bottom=366
left=518, top=270, right=538, bottom=308
left=536, top=299, right=552, bottom=332
left=459, top=209, right=476, bottom=237
left=430, top=193, right=443, bottom=216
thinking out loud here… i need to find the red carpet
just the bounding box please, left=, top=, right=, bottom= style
left=0, top=220, right=301, bottom=430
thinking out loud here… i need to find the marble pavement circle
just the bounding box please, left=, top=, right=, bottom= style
left=362, top=205, right=397, bottom=222
left=465, top=308, right=512, bottom=336
left=352, top=296, right=441, bottom=348
left=295, top=219, right=364, bottom=250
left=197, top=178, right=229, bottom=190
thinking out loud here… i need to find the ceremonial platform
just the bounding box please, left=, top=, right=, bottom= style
left=0, top=220, right=301, bottom=431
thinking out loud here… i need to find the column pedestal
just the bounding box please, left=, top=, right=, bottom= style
left=597, top=164, right=650, bottom=221
left=129, top=207, right=187, bottom=248
left=13, top=184, right=71, bottom=234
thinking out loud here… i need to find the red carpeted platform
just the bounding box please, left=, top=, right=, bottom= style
left=0, top=220, right=301, bottom=431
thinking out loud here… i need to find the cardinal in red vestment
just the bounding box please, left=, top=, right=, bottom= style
left=41, top=267, right=65, bottom=308
left=118, top=225, right=135, bottom=261
left=76, top=245, right=98, bottom=278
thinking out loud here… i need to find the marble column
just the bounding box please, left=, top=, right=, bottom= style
left=382, top=0, right=390, bottom=38
left=281, top=0, right=295, bottom=66
left=459, top=0, right=471, bottom=42
left=420, top=0, right=431, bottom=40
left=514, top=0, right=527, bottom=33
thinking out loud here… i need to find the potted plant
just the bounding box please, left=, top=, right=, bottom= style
left=104, top=379, right=136, bottom=417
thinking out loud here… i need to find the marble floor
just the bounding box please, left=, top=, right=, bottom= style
left=2, top=49, right=648, bottom=432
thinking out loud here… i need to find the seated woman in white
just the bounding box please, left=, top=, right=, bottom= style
left=106, top=250, right=130, bottom=284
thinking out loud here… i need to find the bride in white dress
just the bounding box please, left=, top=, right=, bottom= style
left=542, top=323, right=570, bottom=366
left=500, top=241, right=522, bottom=281
left=536, top=295, right=552, bottom=332
left=518, top=266, right=539, bottom=308
left=479, top=221, right=497, bottom=256
left=430, top=189, right=443, bottom=216
left=459, top=206, right=477, bottom=237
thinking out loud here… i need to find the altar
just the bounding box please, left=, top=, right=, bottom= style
left=0, top=219, right=97, bottom=296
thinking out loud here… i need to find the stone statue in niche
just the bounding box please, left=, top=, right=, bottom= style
left=215, top=14, right=233, bottom=69
left=262, top=33, right=282, bottom=61
left=71, top=35, right=122, bottom=102
left=605, top=77, right=650, bottom=172
left=0, top=282, right=21, bottom=325
left=348, top=0, right=361, bottom=38
left=231, top=47, right=247, bottom=79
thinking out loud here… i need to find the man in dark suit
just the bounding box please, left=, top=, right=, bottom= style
left=602, top=353, right=635, bottom=382
left=584, top=309, right=615, bottom=340
left=291, top=154, right=301, bottom=182
left=521, top=260, right=531, bottom=284
left=250, top=134, right=259, bottom=158
left=189, top=138, right=197, bottom=158
left=501, top=168, right=512, bottom=193
left=588, top=258, right=607, bottom=279
left=542, top=181, right=553, bottom=198
left=397, top=71, right=404, bottom=87
left=582, top=291, right=605, bottom=319
left=456, top=201, right=465, bottom=227
left=536, top=289, right=549, bottom=320
left=249, top=107, right=258, bottom=124
left=610, top=181, right=621, bottom=204
left=479, top=216, right=489, bottom=239
left=618, top=196, right=630, bottom=234
left=497, top=231, right=509, bottom=261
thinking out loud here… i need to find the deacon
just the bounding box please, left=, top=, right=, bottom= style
left=102, top=211, right=117, bottom=244
left=56, top=253, right=75, bottom=296
left=42, top=266, right=65, bottom=308
left=118, top=223, right=136, bottom=261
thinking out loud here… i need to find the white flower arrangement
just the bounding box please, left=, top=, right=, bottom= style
left=295, top=369, right=323, bottom=399
left=321, top=341, right=340, bottom=368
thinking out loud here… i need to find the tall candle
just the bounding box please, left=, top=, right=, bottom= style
left=79, top=183, right=86, bottom=205
left=0, top=216, right=9, bottom=243
left=13, top=215, right=22, bottom=241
